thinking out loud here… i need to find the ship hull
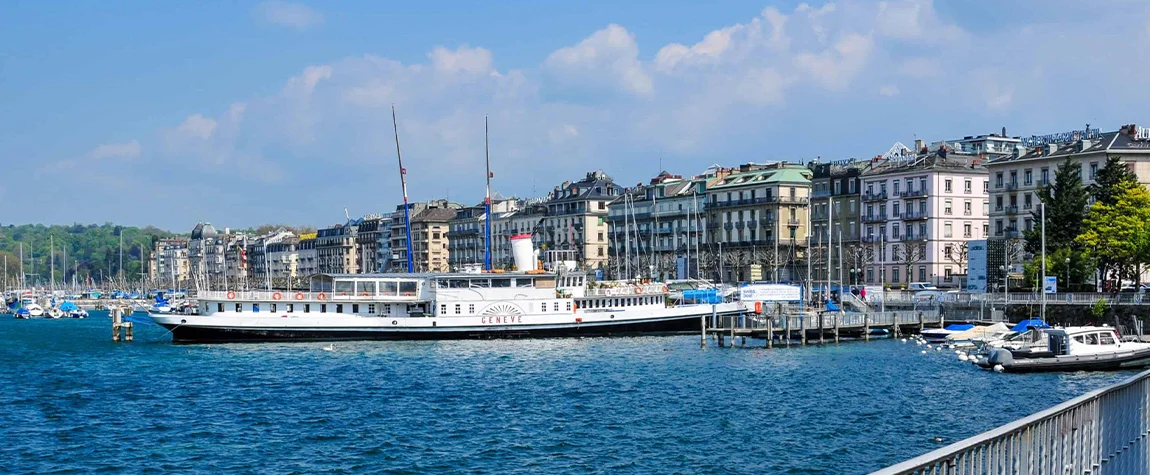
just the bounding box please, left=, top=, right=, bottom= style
left=161, top=314, right=707, bottom=343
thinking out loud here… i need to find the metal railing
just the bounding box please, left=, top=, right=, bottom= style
left=873, top=368, right=1150, bottom=474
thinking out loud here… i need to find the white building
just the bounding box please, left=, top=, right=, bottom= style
left=859, top=147, right=989, bottom=288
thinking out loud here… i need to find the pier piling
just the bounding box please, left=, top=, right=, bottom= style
left=818, top=313, right=825, bottom=345
left=766, top=317, right=773, bottom=348
left=833, top=313, right=840, bottom=343
left=864, top=315, right=870, bottom=342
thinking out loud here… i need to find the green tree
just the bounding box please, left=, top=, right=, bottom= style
left=1077, top=180, right=1150, bottom=288
left=1026, top=158, right=1090, bottom=257
left=1090, top=156, right=1138, bottom=206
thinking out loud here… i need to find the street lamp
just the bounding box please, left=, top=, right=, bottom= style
left=1064, top=257, right=1070, bottom=292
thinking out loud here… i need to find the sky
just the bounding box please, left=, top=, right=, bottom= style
left=3, top=0, right=1150, bottom=231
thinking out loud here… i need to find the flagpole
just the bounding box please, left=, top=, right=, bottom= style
left=484, top=115, right=493, bottom=271
left=392, top=104, right=415, bottom=273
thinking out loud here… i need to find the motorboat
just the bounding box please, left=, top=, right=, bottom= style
left=58, top=301, right=87, bottom=318
left=946, top=322, right=1012, bottom=348
left=45, top=307, right=64, bottom=319
left=22, top=302, right=44, bottom=318
left=921, top=323, right=974, bottom=343
left=14, top=307, right=31, bottom=319
left=980, top=326, right=1150, bottom=373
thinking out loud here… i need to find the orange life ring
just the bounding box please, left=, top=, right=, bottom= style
left=226, top=291, right=236, bottom=299
left=317, top=292, right=327, bottom=301
left=634, top=285, right=643, bottom=294
left=272, top=292, right=282, bottom=301
left=294, top=292, right=305, bottom=301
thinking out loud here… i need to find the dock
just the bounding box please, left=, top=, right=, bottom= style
left=702, top=309, right=944, bottom=347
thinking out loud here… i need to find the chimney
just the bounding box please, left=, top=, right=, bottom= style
left=914, top=139, right=925, bottom=151
left=1001, top=126, right=1007, bottom=137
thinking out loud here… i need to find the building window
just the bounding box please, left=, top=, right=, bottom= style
left=1024, top=193, right=1033, bottom=209
left=945, top=179, right=952, bottom=192
left=1024, top=169, right=1033, bottom=185
left=944, top=222, right=952, bottom=238
left=892, top=223, right=900, bottom=239
left=919, top=267, right=927, bottom=281
left=995, top=172, right=1003, bottom=188
left=995, top=196, right=1003, bottom=211
left=983, top=180, right=989, bottom=192
left=892, top=268, right=900, bottom=283
left=944, top=199, right=952, bottom=215
left=963, top=223, right=972, bottom=238
left=964, top=201, right=972, bottom=215
left=964, top=180, right=972, bottom=194
left=1090, top=162, right=1098, bottom=180
left=1041, top=168, right=1049, bottom=185
left=893, top=181, right=900, bottom=195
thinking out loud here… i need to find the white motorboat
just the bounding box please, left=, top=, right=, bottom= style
left=45, top=307, right=64, bottom=319
left=982, top=326, right=1150, bottom=373
left=23, top=302, right=44, bottom=318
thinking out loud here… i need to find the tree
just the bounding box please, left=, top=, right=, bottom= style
left=1025, top=158, right=1089, bottom=256
left=1077, top=180, right=1150, bottom=289
left=843, top=243, right=874, bottom=285
left=894, top=242, right=925, bottom=286
left=1090, top=156, right=1138, bottom=206
left=945, top=242, right=969, bottom=273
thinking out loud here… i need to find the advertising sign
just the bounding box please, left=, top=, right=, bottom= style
left=739, top=284, right=802, bottom=302
left=1044, top=276, right=1058, bottom=294
left=966, top=240, right=988, bottom=293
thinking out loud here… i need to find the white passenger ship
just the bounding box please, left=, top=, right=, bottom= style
left=149, top=271, right=742, bottom=343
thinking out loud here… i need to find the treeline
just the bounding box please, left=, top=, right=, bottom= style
left=1023, top=156, right=1149, bottom=292
left=0, top=223, right=177, bottom=287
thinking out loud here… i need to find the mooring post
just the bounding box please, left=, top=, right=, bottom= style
left=766, top=317, right=773, bottom=348
left=800, top=313, right=807, bottom=346
left=785, top=316, right=791, bottom=347
left=834, top=312, right=840, bottom=344
left=864, top=314, right=870, bottom=341
left=125, top=321, right=134, bottom=342
left=700, top=314, right=707, bottom=348
left=892, top=313, right=900, bottom=338
left=918, top=311, right=924, bottom=333
left=111, top=306, right=122, bottom=342
left=818, top=312, right=825, bottom=345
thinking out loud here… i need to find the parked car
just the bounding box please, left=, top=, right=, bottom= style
left=908, top=282, right=939, bottom=291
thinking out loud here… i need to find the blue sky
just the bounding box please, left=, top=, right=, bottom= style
left=3, top=0, right=1149, bottom=231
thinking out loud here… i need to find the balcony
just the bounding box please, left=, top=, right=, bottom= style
left=862, top=235, right=880, bottom=243
left=770, top=196, right=809, bottom=205
left=725, top=239, right=775, bottom=248
left=787, top=218, right=801, bottom=227
left=1005, top=205, right=1019, bottom=215
left=1004, top=228, right=1023, bottom=239
left=734, top=222, right=746, bottom=229
left=1005, top=182, right=1019, bottom=191
left=900, top=189, right=928, bottom=199
left=723, top=223, right=734, bottom=230
left=811, top=213, right=829, bottom=221
left=863, top=214, right=888, bottom=223
left=863, top=191, right=888, bottom=202
left=811, top=190, right=832, bottom=199
left=747, top=219, right=757, bottom=228
left=903, top=210, right=928, bottom=221
left=710, top=197, right=770, bottom=209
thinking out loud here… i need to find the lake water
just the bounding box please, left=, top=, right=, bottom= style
left=0, top=314, right=1133, bottom=474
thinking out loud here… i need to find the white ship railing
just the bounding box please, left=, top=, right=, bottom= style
left=585, top=284, right=669, bottom=297
left=873, top=368, right=1150, bottom=475
left=196, top=290, right=423, bottom=302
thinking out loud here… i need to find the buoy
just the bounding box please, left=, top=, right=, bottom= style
left=920, top=350, right=927, bottom=354
left=936, top=346, right=942, bottom=351
left=993, top=365, right=1004, bottom=373
left=955, top=349, right=962, bottom=354
left=901, top=338, right=907, bottom=343
left=959, top=354, right=968, bottom=362
left=926, top=344, right=932, bottom=349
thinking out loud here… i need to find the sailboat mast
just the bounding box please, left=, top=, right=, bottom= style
left=392, top=105, right=415, bottom=273
left=484, top=115, right=493, bottom=272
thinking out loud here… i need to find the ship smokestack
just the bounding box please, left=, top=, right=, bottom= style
left=510, top=234, right=537, bottom=271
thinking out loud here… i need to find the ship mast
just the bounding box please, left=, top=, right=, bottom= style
left=392, top=105, right=415, bottom=273
left=484, top=115, right=493, bottom=271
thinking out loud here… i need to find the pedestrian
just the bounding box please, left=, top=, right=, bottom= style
left=860, top=286, right=867, bottom=301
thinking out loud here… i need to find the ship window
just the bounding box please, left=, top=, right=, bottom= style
left=440, top=304, right=447, bottom=314
left=454, top=304, right=461, bottom=315
left=1100, top=333, right=1116, bottom=345
left=253, top=304, right=260, bottom=313
left=541, top=302, right=547, bottom=312
left=553, top=302, right=559, bottom=312
left=469, top=304, right=475, bottom=314
left=321, top=304, right=327, bottom=313
left=1073, top=335, right=1084, bottom=343
left=471, top=279, right=490, bottom=288
left=1085, top=333, right=1099, bottom=345
left=357, top=281, right=377, bottom=295
left=271, top=303, right=277, bottom=313
left=235, top=303, right=242, bottom=313
left=305, top=304, right=311, bottom=313
left=335, top=281, right=355, bottom=294
left=287, top=304, right=294, bottom=313
left=513, top=278, right=533, bottom=287
left=399, top=281, right=417, bottom=295
left=492, top=279, right=511, bottom=288
left=352, top=304, right=360, bottom=313
left=217, top=303, right=224, bottom=312
left=368, top=304, right=376, bottom=314
left=566, top=302, right=572, bottom=312
left=382, top=281, right=399, bottom=295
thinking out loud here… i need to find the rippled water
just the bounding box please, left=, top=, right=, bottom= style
left=0, top=314, right=1134, bottom=474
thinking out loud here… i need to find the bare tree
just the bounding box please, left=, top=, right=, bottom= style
left=894, top=242, right=926, bottom=285
left=945, top=242, right=969, bottom=273
left=844, top=243, right=875, bottom=285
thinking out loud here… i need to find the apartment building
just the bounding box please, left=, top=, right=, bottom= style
left=809, top=159, right=866, bottom=285
left=387, top=200, right=462, bottom=272
left=705, top=163, right=812, bottom=283
left=540, top=171, right=623, bottom=271
left=356, top=215, right=384, bottom=273
left=490, top=200, right=547, bottom=270
left=151, top=238, right=190, bottom=286
left=297, top=233, right=318, bottom=278
left=859, top=147, right=989, bottom=288
left=447, top=198, right=521, bottom=271
left=606, top=171, right=713, bottom=280
left=266, top=237, right=300, bottom=287
left=316, top=223, right=358, bottom=274
left=188, top=222, right=225, bottom=287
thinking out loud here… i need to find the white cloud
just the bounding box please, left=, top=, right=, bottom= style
left=794, top=33, right=874, bottom=90
left=879, top=85, right=900, bottom=96
left=174, top=114, right=218, bottom=141
left=544, top=24, right=653, bottom=96
left=255, top=1, right=323, bottom=30
left=875, top=0, right=964, bottom=43
left=89, top=140, right=141, bottom=160
left=429, top=45, right=495, bottom=75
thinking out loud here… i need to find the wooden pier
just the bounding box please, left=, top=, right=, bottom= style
left=702, top=309, right=944, bottom=348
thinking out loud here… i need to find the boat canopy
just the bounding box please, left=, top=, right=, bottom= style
left=1010, top=319, right=1050, bottom=333
left=58, top=301, right=79, bottom=312
left=947, top=322, right=1010, bottom=341
left=944, top=323, right=975, bottom=331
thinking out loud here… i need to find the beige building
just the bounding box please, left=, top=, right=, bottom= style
left=705, top=163, right=812, bottom=282
left=387, top=200, right=462, bottom=272
left=411, top=207, right=458, bottom=272
left=151, top=238, right=191, bottom=287
left=490, top=200, right=547, bottom=270
left=316, top=223, right=358, bottom=274
left=541, top=171, right=622, bottom=270
left=809, top=159, right=866, bottom=285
